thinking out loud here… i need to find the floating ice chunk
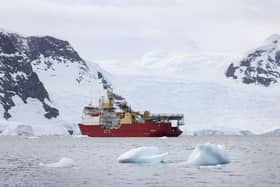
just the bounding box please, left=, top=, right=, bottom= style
left=187, top=143, right=230, bottom=166
left=27, top=136, right=39, bottom=139
left=158, top=136, right=168, bottom=139
left=40, top=157, right=76, bottom=168
left=72, top=134, right=88, bottom=138
left=118, top=146, right=168, bottom=164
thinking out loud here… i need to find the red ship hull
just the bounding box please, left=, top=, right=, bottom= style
left=79, top=121, right=182, bottom=137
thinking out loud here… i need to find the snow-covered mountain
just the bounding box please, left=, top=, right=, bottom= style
left=0, top=30, right=110, bottom=135
left=226, top=34, right=280, bottom=87
left=1, top=29, right=280, bottom=135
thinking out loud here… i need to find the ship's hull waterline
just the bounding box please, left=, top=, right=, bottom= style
left=79, top=122, right=182, bottom=137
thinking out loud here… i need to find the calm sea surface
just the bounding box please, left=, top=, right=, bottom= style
left=0, top=136, right=279, bottom=187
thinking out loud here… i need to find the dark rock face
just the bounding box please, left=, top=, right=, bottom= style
left=97, top=71, right=111, bottom=89
left=28, top=36, right=88, bottom=83
left=28, top=36, right=83, bottom=61
left=96, top=70, right=129, bottom=111
left=225, top=63, right=238, bottom=79
left=0, top=33, right=17, bottom=54
left=0, top=31, right=87, bottom=119
left=225, top=35, right=280, bottom=87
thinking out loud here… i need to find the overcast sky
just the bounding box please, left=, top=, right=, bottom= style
left=1, top=0, right=280, bottom=61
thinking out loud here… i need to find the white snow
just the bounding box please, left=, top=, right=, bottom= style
left=187, top=143, right=230, bottom=166
left=264, top=34, right=280, bottom=45
left=117, top=146, right=168, bottom=164
left=0, top=119, right=69, bottom=136
left=1, top=57, right=109, bottom=135
left=40, top=157, right=76, bottom=168
left=28, top=57, right=107, bottom=134
left=0, top=97, right=69, bottom=136
left=110, top=73, right=280, bottom=134
left=0, top=121, right=33, bottom=136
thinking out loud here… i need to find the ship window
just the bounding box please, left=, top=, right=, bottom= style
left=84, top=107, right=99, bottom=115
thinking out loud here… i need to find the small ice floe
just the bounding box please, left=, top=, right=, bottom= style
left=118, top=146, right=168, bottom=164
left=187, top=143, right=230, bottom=166
left=40, top=157, right=76, bottom=168
left=72, top=134, right=88, bottom=138
left=158, top=136, right=168, bottom=139
left=26, top=136, right=39, bottom=139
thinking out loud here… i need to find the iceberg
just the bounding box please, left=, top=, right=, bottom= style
left=27, top=136, right=39, bottom=139
left=263, top=128, right=280, bottom=136
left=187, top=143, right=230, bottom=166
left=193, top=129, right=224, bottom=136
left=1, top=122, right=34, bottom=136
left=117, top=146, right=168, bottom=164
left=40, top=157, right=76, bottom=168
left=0, top=120, right=69, bottom=136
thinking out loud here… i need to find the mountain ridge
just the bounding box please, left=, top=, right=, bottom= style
left=0, top=29, right=111, bottom=135
left=226, top=34, right=280, bottom=87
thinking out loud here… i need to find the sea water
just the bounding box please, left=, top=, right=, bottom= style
left=0, top=136, right=279, bottom=187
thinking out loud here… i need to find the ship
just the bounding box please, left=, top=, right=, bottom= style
left=78, top=89, right=184, bottom=137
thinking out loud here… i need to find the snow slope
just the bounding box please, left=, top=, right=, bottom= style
left=0, top=30, right=110, bottom=135
left=111, top=74, right=280, bottom=133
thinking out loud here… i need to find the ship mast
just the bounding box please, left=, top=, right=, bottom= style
left=100, top=88, right=114, bottom=110
left=99, top=88, right=121, bottom=128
